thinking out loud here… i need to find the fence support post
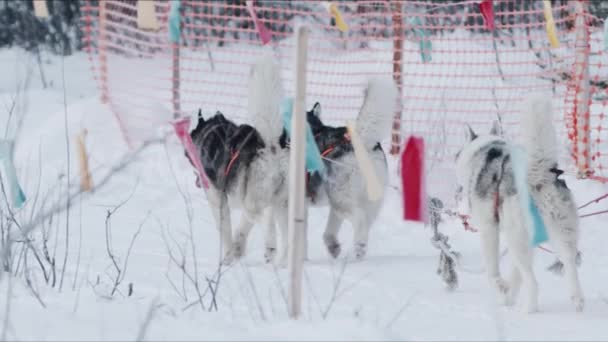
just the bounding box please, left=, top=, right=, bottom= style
left=287, top=25, right=308, bottom=320
left=99, top=1, right=108, bottom=104
left=173, top=42, right=180, bottom=119
left=390, top=2, right=403, bottom=156
left=573, top=0, right=591, bottom=177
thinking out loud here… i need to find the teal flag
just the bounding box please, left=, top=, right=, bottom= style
left=281, top=97, right=325, bottom=176
left=169, top=0, right=181, bottom=43
left=0, top=140, right=26, bottom=208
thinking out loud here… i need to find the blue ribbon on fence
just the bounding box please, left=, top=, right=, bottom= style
left=409, top=16, right=432, bottom=63
left=0, top=140, right=26, bottom=209
left=281, top=97, right=325, bottom=176
left=169, top=0, right=181, bottom=43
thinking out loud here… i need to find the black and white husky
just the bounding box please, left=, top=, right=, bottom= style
left=187, top=56, right=289, bottom=265
left=455, top=95, right=583, bottom=312
left=262, top=77, right=398, bottom=262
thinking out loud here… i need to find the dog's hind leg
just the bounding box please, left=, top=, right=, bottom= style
left=555, top=237, right=584, bottom=312
left=353, top=211, right=370, bottom=260
left=264, top=207, right=277, bottom=263
left=505, top=265, right=521, bottom=306
left=208, top=189, right=233, bottom=265
left=275, top=202, right=289, bottom=268
left=478, top=216, right=510, bottom=305
left=323, top=208, right=344, bottom=259
left=232, top=213, right=255, bottom=260
left=502, top=197, right=538, bottom=313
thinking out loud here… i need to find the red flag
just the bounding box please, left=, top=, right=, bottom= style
left=479, top=0, right=495, bottom=31
left=172, top=118, right=210, bottom=189
left=401, top=136, right=426, bottom=222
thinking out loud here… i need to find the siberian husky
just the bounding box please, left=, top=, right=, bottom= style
left=455, top=95, right=583, bottom=312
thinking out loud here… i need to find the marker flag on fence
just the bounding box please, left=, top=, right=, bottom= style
left=346, top=120, right=383, bottom=201
left=172, top=118, right=210, bottom=189
left=479, top=0, right=495, bottom=31
left=33, top=0, right=49, bottom=18
left=246, top=1, right=272, bottom=45
left=137, top=0, right=159, bottom=31
left=401, top=136, right=426, bottom=222
left=76, top=129, right=93, bottom=192
left=409, top=16, right=432, bottom=63
left=168, top=0, right=181, bottom=43
left=321, top=2, right=349, bottom=32
left=281, top=97, right=325, bottom=176
left=0, top=140, right=26, bottom=208
left=542, top=0, right=560, bottom=48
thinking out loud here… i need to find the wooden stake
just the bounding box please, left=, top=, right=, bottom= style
left=76, top=129, right=93, bottom=192
left=287, top=25, right=308, bottom=320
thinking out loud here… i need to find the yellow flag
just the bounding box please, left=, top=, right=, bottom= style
left=33, top=0, right=49, bottom=18
left=76, top=129, right=93, bottom=192
left=137, top=0, right=159, bottom=31
left=346, top=121, right=382, bottom=201
left=322, top=2, right=349, bottom=33
left=543, top=0, right=559, bottom=48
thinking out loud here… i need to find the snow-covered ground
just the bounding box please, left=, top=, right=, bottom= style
left=1, top=44, right=608, bottom=341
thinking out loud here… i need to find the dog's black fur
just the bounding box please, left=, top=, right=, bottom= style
left=186, top=101, right=387, bottom=203
left=305, top=103, right=383, bottom=173
left=188, top=110, right=265, bottom=191
left=187, top=104, right=331, bottom=200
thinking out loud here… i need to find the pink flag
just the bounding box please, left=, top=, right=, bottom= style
left=479, top=0, right=495, bottom=31
left=246, top=1, right=272, bottom=45
left=172, top=118, right=209, bottom=189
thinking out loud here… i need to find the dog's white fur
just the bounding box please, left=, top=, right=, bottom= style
left=455, top=94, right=583, bottom=313
left=207, top=56, right=290, bottom=265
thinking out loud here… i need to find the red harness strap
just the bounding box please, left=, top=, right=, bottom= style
left=224, top=149, right=240, bottom=177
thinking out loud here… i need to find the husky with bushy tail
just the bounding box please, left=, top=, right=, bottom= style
left=192, top=55, right=290, bottom=265
left=455, top=94, right=583, bottom=313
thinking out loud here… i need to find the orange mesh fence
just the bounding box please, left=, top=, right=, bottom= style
left=81, top=0, right=608, bottom=203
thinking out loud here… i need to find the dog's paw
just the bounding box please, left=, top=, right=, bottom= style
left=324, top=235, right=341, bottom=259
left=222, top=250, right=235, bottom=266
left=275, top=254, right=288, bottom=269
left=354, top=243, right=367, bottom=260
left=571, top=295, right=584, bottom=312
left=520, top=300, right=539, bottom=314
left=232, top=240, right=246, bottom=259
left=264, top=247, right=276, bottom=263
left=492, top=277, right=510, bottom=305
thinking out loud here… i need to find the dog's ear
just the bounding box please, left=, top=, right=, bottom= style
left=489, top=120, right=502, bottom=136
left=465, top=124, right=478, bottom=142
left=197, top=109, right=204, bottom=122
left=311, top=102, right=321, bottom=118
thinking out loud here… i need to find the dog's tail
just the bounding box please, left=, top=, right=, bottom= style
left=249, top=55, right=283, bottom=143
left=356, top=76, right=399, bottom=147
left=520, top=94, right=559, bottom=184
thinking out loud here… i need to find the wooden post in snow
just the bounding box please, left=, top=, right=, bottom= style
left=572, top=0, right=591, bottom=177
left=173, top=42, right=180, bottom=119
left=287, top=25, right=308, bottom=320
left=390, top=1, right=403, bottom=155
